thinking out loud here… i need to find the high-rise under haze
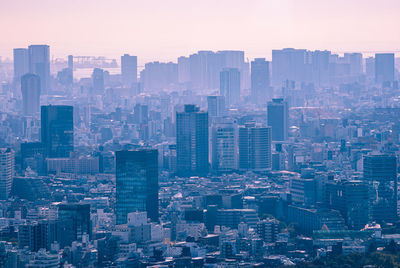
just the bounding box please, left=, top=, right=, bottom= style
left=176, top=105, right=209, bottom=176
left=28, top=45, right=50, bottom=93
left=239, top=123, right=272, bottom=171
left=115, top=149, right=159, bottom=224
left=220, top=68, right=241, bottom=107
left=41, top=105, right=74, bottom=158
left=13, top=48, right=29, bottom=82
left=251, top=58, right=270, bottom=105
left=21, top=73, right=41, bottom=116
left=0, top=148, right=14, bottom=200
left=267, top=98, right=289, bottom=141
left=363, top=154, right=397, bottom=224
left=375, top=53, right=395, bottom=84
left=121, top=54, right=138, bottom=87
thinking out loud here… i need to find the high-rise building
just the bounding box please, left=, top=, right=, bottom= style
left=92, top=68, right=105, bottom=93
left=13, top=48, right=29, bottom=82
left=21, top=73, right=41, bottom=116
left=251, top=58, right=270, bottom=105
left=57, top=203, right=91, bottom=248
left=311, top=50, right=330, bottom=86
left=239, top=124, right=272, bottom=171
left=267, top=98, right=289, bottom=141
left=211, top=118, right=237, bottom=173
left=121, top=54, right=137, bottom=87
left=28, top=45, right=50, bottom=93
left=141, top=61, right=178, bottom=91
left=0, top=148, right=14, bottom=200
left=272, top=48, right=308, bottom=86
left=220, top=68, right=240, bottom=107
left=41, top=105, right=74, bottom=158
left=207, top=96, right=226, bottom=117
left=326, top=180, right=370, bottom=230
left=363, top=154, right=397, bottom=223
left=176, top=105, right=209, bottom=176
left=67, top=55, right=73, bottom=70
left=115, top=149, right=158, bottom=224
left=375, top=53, right=395, bottom=84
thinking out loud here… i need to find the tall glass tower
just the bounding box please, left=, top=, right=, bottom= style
left=116, top=149, right=159, bottom=224
left=176, top=105, right=209, bottom=176
left=41, top=105, right=74, bottom=158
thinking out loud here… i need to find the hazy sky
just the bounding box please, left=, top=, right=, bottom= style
left=1, top=0, right=399, bottom=62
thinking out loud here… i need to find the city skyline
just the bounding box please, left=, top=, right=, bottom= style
left=1, top=0, right=400, bottom=62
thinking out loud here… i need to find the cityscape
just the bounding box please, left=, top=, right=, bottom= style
left=1, top=1, right=400, bottom=267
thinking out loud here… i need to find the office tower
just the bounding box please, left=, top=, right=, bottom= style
left=13, top=48, right=29, bottom=82
left=57, top=203, right=91, bottom=248
left=177, top=56, right=190, bottom=84
left=211, top=118, right=237, bottom=173
left=363, top=154, right=397, bottom=223
left=67, top=55, right=73, bottom=70
left=121, top=54, right=137, bottom=87
left=41, top=105, right=74, bottom=158
left=326, top=180, right=370, bottom=230
left=375, top=53, right=395, bottom=84
left=134, top=104, right=149, bottom=124
left=311, top=50, right=330, bottom=86
left=219, top=50, right=249, bottom=90
left=239, top=124, right=272, bottom=171
left=92, top=68, right=105, bottom=93
left=18, top=221, right=53, bottom=252
left=272, top=48, right=308, bottom=86
left=207, top=96, right=226, bottom=117
left=21, top=73, right=41, bottom=116
left=220, top=68, right=240, bottom=106
left=0, top=148, right=14, bottom=200
left=365, top=57, right=375, bottom=78
left=176, top=105, right=209, bottom=176
left=344, top=53, right=363, bottom=76
left=21, top=142, right=46, bottom=175
left=28, top=45, right=50, bottom=93
left=67, top=55, right=73, bottom=82
left=251, top=58, right=270, bottom=105
left=115, top=149, right=158, bottom=224
left=141, top=61, right=178, bottom=91
left=267, top=98, right=289, bottom=141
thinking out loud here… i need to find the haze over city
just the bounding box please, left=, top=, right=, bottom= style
left=0, top=1, right=400, bottom=267
left=1, top=0, right=400, bottom=61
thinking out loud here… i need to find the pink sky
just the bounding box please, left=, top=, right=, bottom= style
left=1, top=0, right=399, bottom=63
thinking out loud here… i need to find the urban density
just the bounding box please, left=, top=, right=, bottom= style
left=1, top=1, right=400, bottom=267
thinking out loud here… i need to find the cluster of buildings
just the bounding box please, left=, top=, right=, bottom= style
left=0, top=45, right=398, bottom=267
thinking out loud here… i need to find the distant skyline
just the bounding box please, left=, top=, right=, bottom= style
left=1, top=0, right=400, bottom=62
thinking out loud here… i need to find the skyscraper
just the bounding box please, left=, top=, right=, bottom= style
left=116, top=149, right=158, bottom=224
left=13, top=48, right=29, bottom=82
left=21, top=73, right=40, bottom=116
left=176, top=105, right=209, bottom=176
left=121, top=54, right=138, bottom=87
left=28, top=45, right=50, bottom=93
left=41, top=105, right=74, bottom=158
left=375, top=53, right=395, bottom=84
left=220, top=68, right=240, bottom=107
left=68, top=55, right=73, bottom=70
left=363, top=154, right=397, bottom=223
left=239, top=124, right=272, bottom=171
left=57, top=204, right=91, bottom=248
left=211, top=118, right=237, bottom=173
left=251, top=58, right=270, bottom=105
left=207, top=96, right=226, bottom=117
left=0, top=148, right=14, bottom=200
left=267, top=98, right=289, bottom=141
left=92, top=68, right=105, bottom=93
left=272, top=48, right=308, bottom=86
